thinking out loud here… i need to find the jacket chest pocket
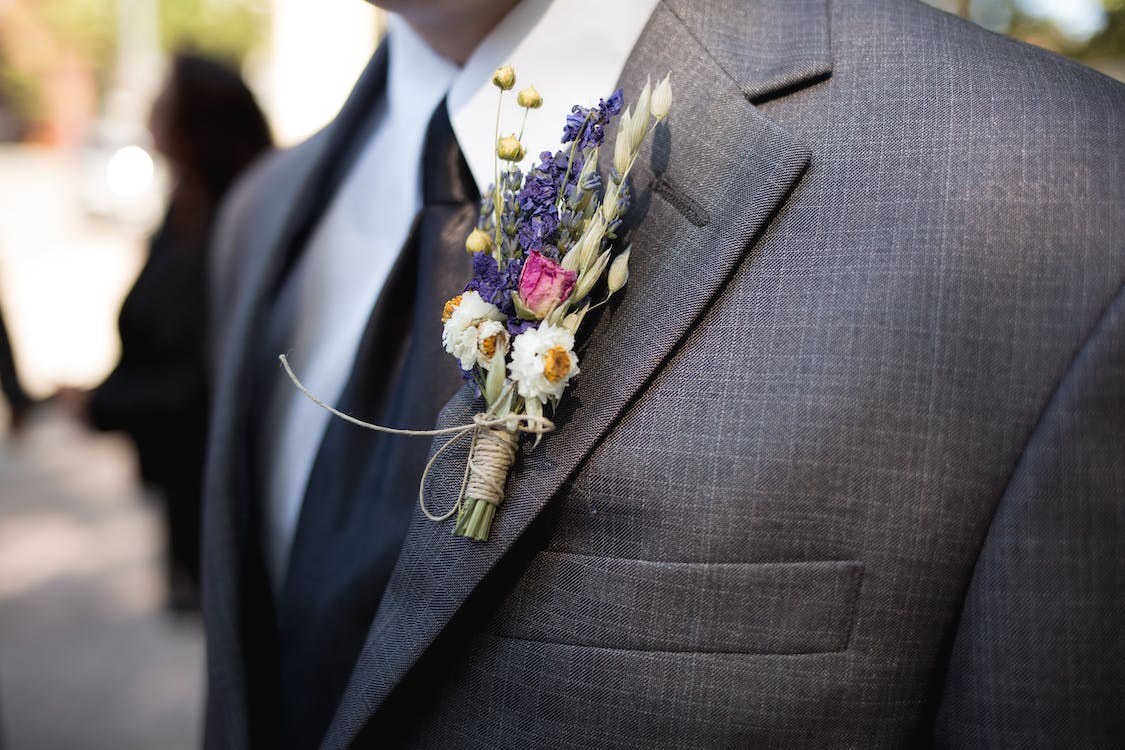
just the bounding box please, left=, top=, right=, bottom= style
left=486, top=551, right=864, bottom=654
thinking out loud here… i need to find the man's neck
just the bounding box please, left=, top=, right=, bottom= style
left=393, top=1, right=522, bottom=65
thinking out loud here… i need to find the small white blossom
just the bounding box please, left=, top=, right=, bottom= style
left=508, top=323, right=579, bottom=403
left=476, top=319, right=509, bottom=366
left=442, top=291, right=504, bottom=370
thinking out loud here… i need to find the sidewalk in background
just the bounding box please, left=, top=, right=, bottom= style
left=0, top=406, right=202, bottom=750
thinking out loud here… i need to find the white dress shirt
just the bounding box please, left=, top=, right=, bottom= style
left=263, top=0, right=660, bottom=587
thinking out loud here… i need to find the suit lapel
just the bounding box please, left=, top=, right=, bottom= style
left=325, top=0, right=830, bottom=745
left=205, top=44, right=390, bottom=746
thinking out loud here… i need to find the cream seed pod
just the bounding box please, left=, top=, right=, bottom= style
left=613, top=108, right=632, bottom=175
left=601, top=180, right=620, bottom=223
left=651, top=74, right=672, bottom=120
left=561, top=302, right=590, bottom=335
left=577, top=218, right=606, bottom=269
left=607, top=247, right=630, bottom=293
left=496, top=134, right=525, bottom=161
left=492, top=65, right=515, bottom=90
left=465, top=227, right=493, bottom=254
left=517, top=86, right=543, bottom=108
left=630, top=78, right=652, bottom=151
left=560, top=242, right=581, bottom=273
left=572, top=249, right=612, bottom=302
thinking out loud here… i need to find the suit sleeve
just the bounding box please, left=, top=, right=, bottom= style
left=933, top=282, right=1125, bottom=747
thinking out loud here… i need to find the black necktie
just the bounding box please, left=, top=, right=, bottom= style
left=275, top=100, right=478, bottom=749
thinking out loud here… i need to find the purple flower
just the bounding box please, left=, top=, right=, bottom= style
left=515, top=150, right=571, bottom=251
left=465, top=252, right=523, bottom=317
left=560, top=88, right=624, bottom=150
left=517, top=212, right=559, bottom=252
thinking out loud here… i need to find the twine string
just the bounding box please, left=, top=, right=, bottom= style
left=279, top=354, right=553, bottom=522
left=464, top=428, right=517, bottom=507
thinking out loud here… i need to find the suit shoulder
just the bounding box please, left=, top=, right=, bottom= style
left=832, top=0, right=1124, bottom=112
left=213, top=129, right=329, bottom=248
left=828, top=0, right=1123, bottom=227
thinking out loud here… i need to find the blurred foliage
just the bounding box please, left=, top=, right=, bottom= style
left=927, top=0, right=1124, bottom=78
left=0, top=0, right=267, bottom=129
left=1078, top=0, right=1125, bottom=59
left=1006, top=1, right=1125, bottom=58
left=157, top=0, right=268, bottom=65
left=0, top=52, right=39, bottom=138
left=3, top=0, right=266, bottom=87
left=57, top=0, right=265, bottom=66
left=35, top=0, right=117, bottom=68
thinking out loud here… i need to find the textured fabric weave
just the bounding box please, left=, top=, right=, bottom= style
left=204, top=1, right=1124, bottom=747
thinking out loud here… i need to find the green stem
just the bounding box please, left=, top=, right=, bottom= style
left=517, top=106, right=529, bottom=141
left=493, top=91, right=504, bottom=260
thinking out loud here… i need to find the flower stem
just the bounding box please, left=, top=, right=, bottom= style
left=453, top=496, right=496, bottom=541
left=517, top=107, right=529, bottom=141
left=493, top=91, right=504, bottom=260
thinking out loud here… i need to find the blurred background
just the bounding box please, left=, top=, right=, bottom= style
left=0, top=0, right=1120, bottom=748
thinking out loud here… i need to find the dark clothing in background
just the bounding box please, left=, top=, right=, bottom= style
left=0, top=301, right=29, bottom=416
left=91, top=201, right=210, bottom=594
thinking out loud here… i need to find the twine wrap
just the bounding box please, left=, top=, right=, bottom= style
left=465, top=427, right=517, bottom=507
left=278, top=354, right=553, bottom=535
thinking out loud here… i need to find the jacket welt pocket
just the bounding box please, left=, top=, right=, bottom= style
left=488, top=552, right=864, bottom=655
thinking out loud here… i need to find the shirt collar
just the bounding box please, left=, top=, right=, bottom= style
left=385, top=14, right=460, bottom=126
left=445, top=0, right=660, bottom=194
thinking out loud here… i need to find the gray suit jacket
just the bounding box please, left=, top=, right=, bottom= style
left=203, top=0, right=1125, bottom=747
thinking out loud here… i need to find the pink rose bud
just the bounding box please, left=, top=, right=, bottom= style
left=519, top=251, right=578, bottom=318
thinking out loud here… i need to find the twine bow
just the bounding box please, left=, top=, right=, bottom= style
left=279, top=354, right=554, bottom=522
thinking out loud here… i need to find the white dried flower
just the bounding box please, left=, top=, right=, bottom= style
left=476, top=319, right=509, bottom=365
left=508, top=323, right=579, bottom=402
left=442, top=291, right=504, bottom=370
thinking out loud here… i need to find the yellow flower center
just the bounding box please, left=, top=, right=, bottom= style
left=442, top=295, right=462, bottom=323
left=542, top=346, right=571, bottom=383
left=480, top=333, right=499, bottom=358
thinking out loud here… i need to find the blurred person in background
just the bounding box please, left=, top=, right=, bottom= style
left=59, top=52, right=272, bottom=613
left=0, top=298, right=33, bottom=432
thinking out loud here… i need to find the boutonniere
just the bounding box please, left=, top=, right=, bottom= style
left=282, top=65, right=671, bottom=543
